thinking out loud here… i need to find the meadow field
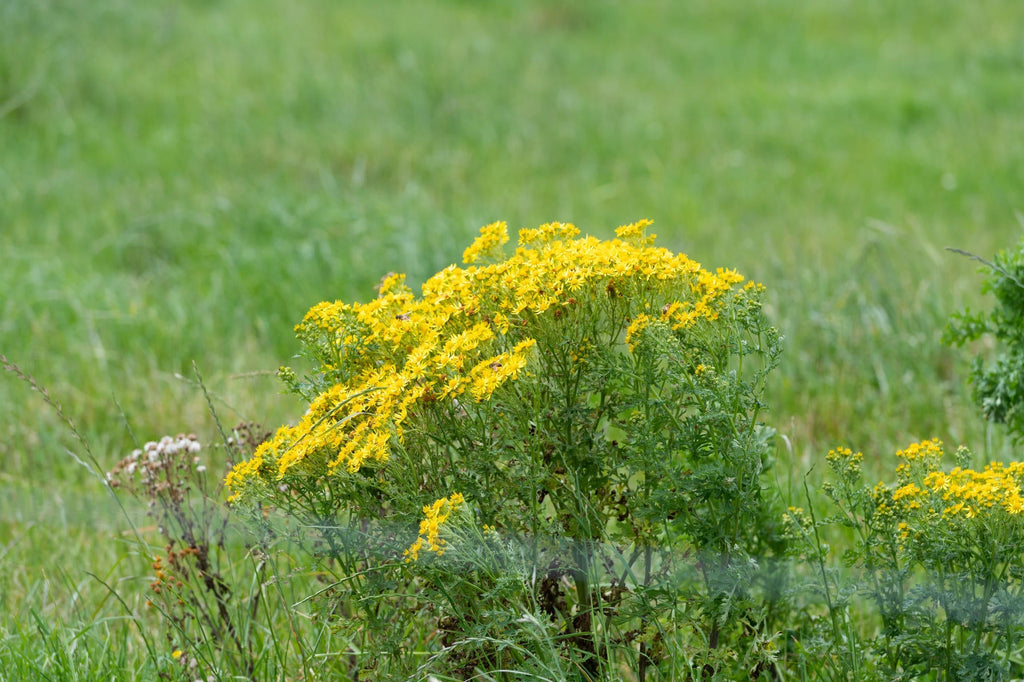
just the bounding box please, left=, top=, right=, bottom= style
left=3, top=0, right=1024, bottom=678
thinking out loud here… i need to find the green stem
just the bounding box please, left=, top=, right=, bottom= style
left=803, top=479, right=857, bottom=678
left=571, top=541, right=600, bottom=681
left=638, top=544, right=654, bottom=682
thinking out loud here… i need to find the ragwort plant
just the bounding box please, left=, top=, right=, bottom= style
left=780, top=237, right=1024, bottom=681
left=226, top=220, right=785, bottom=680
left=796, top=441, right=1024, bottom=680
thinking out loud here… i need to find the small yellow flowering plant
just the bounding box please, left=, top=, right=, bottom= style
left=227, top=220, right=783, bottom=679
left=792, top=439, right=1024, bottom=680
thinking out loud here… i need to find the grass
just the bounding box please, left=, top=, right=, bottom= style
left=2, top=0, right=1024, bottom=677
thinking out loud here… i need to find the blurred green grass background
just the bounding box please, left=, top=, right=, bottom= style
left=1, top=0, right=1023, bottom=671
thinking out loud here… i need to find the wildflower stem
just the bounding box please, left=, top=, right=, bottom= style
left=803, top=478, right=857, bottom=678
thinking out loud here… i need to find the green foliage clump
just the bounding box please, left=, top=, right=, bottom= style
left=945, top=241, right=1024, bottom=441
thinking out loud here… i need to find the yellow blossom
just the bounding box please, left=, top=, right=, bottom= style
left=615, top=218, right=656, bottom=245
left=625, top=314, right=652, bottom=352
left=826, top=446, right=863, bottom=480
left=405, top=493, right=465, bottom=561
left=467, top=339, right=536, bottom=402
left=896, top=439, right=944, bottom=463
left=893, top=483, right=921, bottom=501
left=463, top=221, right=509, bottom=264
left=517, top=221, right=580, bottom=246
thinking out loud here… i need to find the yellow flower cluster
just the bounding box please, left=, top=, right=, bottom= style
left=518, top=220, right=580, bottom=246
left=462, top=220, right=509, bottom=264
left=783, top=505, right=811, bottom=533
left=614, top=218, right=657, bottom=245
left=894, top=438, right=944, bottom=475
left=884, top=439, right=1024, bottom=521
left=625, top=314, right=651, bottom=352
left=227, top=220, right=752, bottom=499
left=404, top=492, right=465, bottom=562
left=826, top=446, right=863, bottom=481
left=923, top=462, right=1024, bottom=518
left=658, top=268, right=744, bottom=330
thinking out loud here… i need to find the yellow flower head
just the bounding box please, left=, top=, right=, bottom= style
left=405, top=492, right=466, bottom=561
left=517, top=221, right=581, bottom=246
left=467, top=338, right=536, bottom=402
left=625, top=314, right=652, bottom=353
left=615, top=218, right=656, bottom=245
left=896, top=439, right=944, bottom=463
left=463, top=221, right=509, bottom=264
left=826, top=446, right=863, bottom=480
